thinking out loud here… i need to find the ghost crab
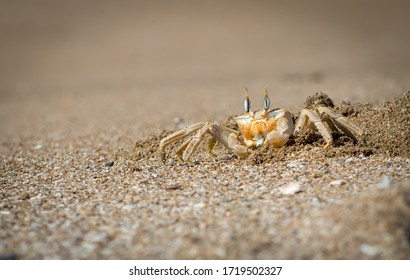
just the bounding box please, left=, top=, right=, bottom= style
left=159, top=89, right=364, bottom=162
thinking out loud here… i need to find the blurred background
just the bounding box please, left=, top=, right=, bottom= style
left=1, top=0, right=409, bottom=142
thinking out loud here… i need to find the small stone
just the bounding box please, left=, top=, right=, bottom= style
left=377, top=176, right=391, bottom=189
left=163, top=183, right=182, bottom=190
left=345, top=157, right=355, bottom=163
left=287, top=162, right=304, bottom=168
left=279, top=182, right=302, bottom=195
left=105, top=161, right=114, bottom=167
left=330, top=179, right=347, bottom=186
left=337, top=158, right=345, bottom=164
left=174, top=117, right=184, bottom=124
left=360, top=244, right=379, bottom=256
left=267, top=228, right=277, bottom=235
left=312, top=172, right=322, bottom=178
left=41, top=202, right=53, bottom=210
left=91, top=233, right=107, bottom=242
left=33, top=143, right=43, bottom=150
left=193, top=203, right=205, bottom=210
left=311, top=197, right=321, bottom=206
left=18, top=191, right=31, bottom=200
left=250, top=208, right=260, bottom=215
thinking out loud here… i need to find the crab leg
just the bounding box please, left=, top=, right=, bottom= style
left=205, top=136, right=217, bottom=158
left=318, top=107, right=364, bottom=142
left=295, top=109, right=334, bottom=147
left=209, top=125, right=249, bottom=158
left=159, top=122, right=204, bottom=151
left=182, top=124, right=211, bottom=161
left=174, top=138, right=192, bottom=162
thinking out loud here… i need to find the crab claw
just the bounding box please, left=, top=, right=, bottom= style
left=228, top=133, right=249, bottom=159
left=265, top=110, right=294, bottom=147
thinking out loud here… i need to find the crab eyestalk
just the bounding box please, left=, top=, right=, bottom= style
left=244, top=87, right=251, bottom=114
left=263, top=88, right=270, bottom=116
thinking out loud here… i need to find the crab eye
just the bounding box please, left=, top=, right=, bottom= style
left=244, top=87, right=251, bottom=113
left=263, top=89, right=270, bottom=110
left=244, top=97, right=251, bottom=113
left=263, top=95, right=270, bottom=110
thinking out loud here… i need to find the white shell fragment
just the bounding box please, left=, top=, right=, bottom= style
left=376, top=176, right=391, bottom=189
left=287, top=161, right=305, bottom=168
left=279, top=182, right=302, bottom=195
left=360, top=244, right=380, bottom=256
left=329, top=179, right=347, bottom=186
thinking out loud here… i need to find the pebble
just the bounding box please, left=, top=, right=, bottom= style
left=105, top=161, right=114, bottom=167
left=359, top=244, right=379, bottom=256
left=345, top=157, right=355, bottom=163
left=88, top=233, right=107, bottom=243
left=267, top=228, right=277, bottom=235
left=174, top=117, right=184, bottom=124
left=312, top=172, right=322, bottom=178
left=376, top=176, right=391, bottom=189
left=193, top=203, right=205, bottom=210
left=311, top=197, right=321, bottom=206
left=329, top=180, right=347, bottom=186
left=33, top=143, right=43, bottom=150
left=163, top=183, right=182, bottom=190
left=279, top=182, right=302, bottom=195
left=18, top=191, right=31, bottom=200
left=174, top=117, right=185, bottom=128
left=41, top=202, right=53, bottom=210
left=287, top=162, right=304, bottom=168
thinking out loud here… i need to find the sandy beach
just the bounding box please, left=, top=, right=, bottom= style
left=1, top=0, right=409, bottom=259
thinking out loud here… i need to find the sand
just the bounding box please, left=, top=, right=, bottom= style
left=1, top=0, right=409, bottom=259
